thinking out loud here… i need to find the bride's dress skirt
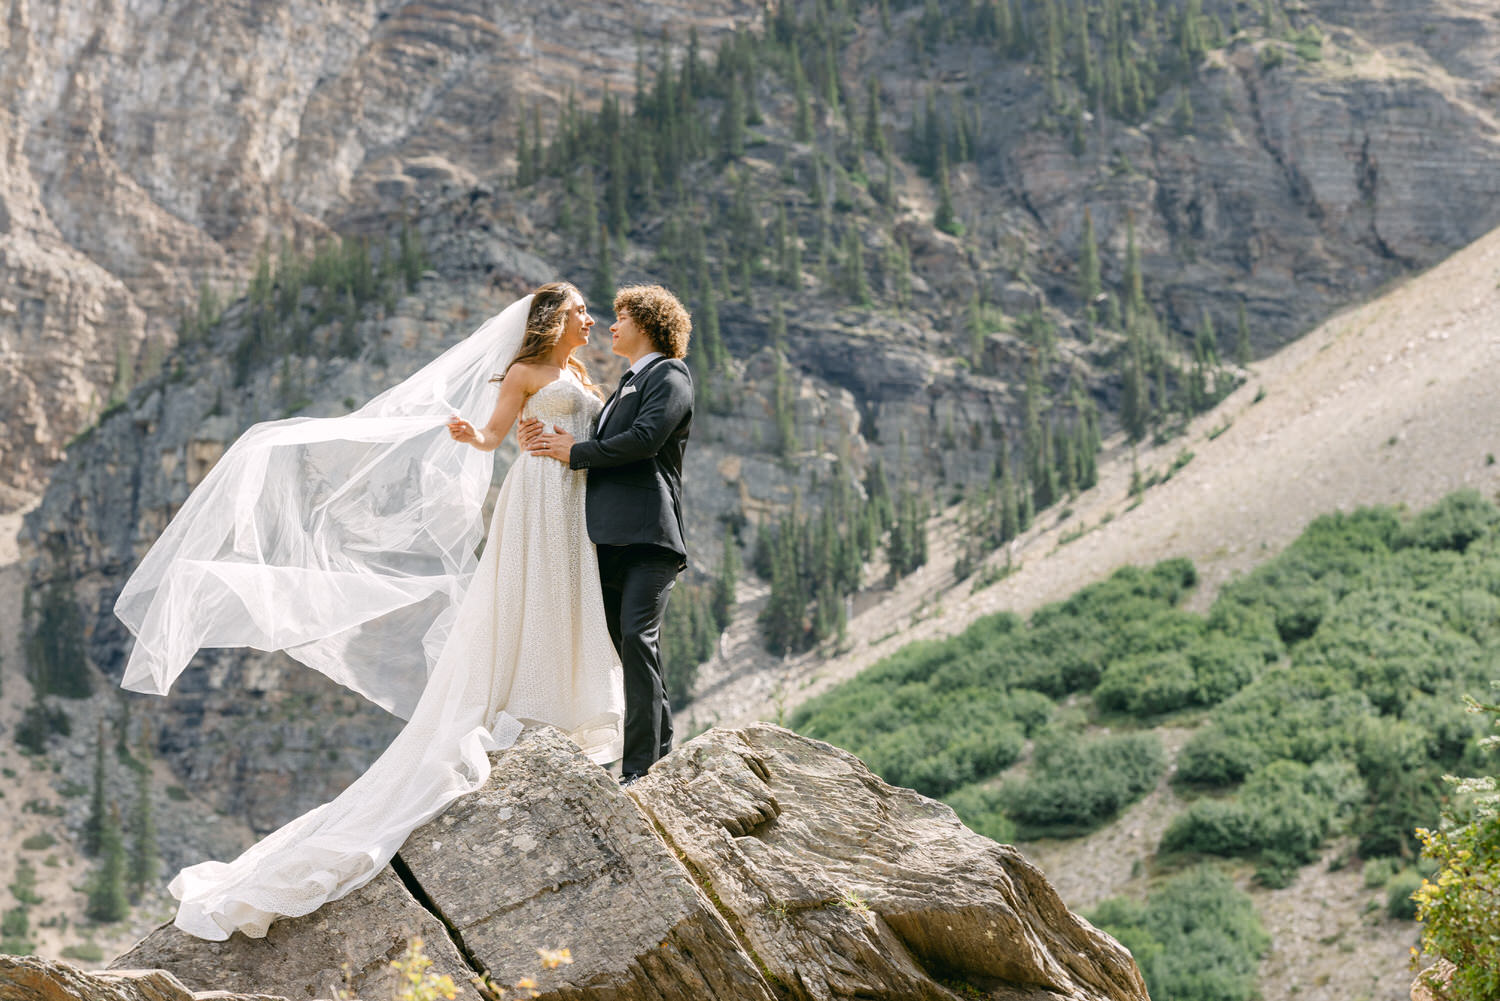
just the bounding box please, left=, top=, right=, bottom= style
left=171, top=375, right=622, bottom=940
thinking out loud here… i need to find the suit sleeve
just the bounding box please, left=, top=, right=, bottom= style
left=569, top=362, right=693, bottom=470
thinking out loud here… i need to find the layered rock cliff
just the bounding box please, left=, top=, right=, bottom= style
left=100, top=723, right=1148, bottom=1001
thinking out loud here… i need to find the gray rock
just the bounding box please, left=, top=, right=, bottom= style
left=111, top=868, right=477, bottom=1001
left=398, top=726, right=777, bottom=1000
left=105, top=725, right=1144, bottom=1001
left=632, top=724, right=1149, bottom=1001
left=0, top=954, right=284, bottom=1001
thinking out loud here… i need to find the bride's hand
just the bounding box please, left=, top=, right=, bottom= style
left=447, top=417, right=481, bottom=446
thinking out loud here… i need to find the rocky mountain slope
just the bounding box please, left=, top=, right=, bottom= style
left=8, top=0, right=1500, bottom=992
left=0, top=0, right=759, bottom=509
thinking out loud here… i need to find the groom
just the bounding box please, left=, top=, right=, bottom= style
left=523, top=284, right=694, bottom=784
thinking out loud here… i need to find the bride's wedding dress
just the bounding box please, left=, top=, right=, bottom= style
left=172, top=368, right=621, bottom=940
left=114, top=291, right=625, bottom=940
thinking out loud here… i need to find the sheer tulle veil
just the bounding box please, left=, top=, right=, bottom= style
left=116, top=294, right=535, bottom=719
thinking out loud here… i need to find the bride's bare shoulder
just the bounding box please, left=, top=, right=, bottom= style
left=501, top=362, right=557, bottom=393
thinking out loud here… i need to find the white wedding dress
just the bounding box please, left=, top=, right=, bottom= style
left=168, top=369, right=623, bottom=940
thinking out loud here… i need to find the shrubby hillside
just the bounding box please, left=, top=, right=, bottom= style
left=791, top=489, right=1500, bottom=1000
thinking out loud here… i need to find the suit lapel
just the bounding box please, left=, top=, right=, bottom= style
left=599, top=356, right=667, bottom=437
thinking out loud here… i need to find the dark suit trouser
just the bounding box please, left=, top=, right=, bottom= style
left=597, top=544, right=679, bottom=775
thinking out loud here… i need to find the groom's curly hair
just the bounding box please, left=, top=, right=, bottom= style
left=614, top=285, right=691, bottom=359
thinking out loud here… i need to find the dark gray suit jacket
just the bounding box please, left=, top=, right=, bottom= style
left=569, top=356, right=693, bottom=569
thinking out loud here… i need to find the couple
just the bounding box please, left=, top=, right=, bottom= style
left=114, top=282, right=693, bottom=941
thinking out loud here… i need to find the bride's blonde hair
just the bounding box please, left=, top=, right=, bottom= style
left=490, top=282, right=602, bottom=398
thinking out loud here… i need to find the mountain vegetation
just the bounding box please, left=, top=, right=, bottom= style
left=791, top=489, right=1500, bottom=992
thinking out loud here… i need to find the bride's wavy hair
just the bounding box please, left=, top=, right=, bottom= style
left=491, top=282, right=602, bottom=398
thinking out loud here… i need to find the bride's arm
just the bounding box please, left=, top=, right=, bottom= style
left=447, top=367, right=531, bottom=452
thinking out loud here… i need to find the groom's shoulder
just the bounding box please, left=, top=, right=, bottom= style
left=652, top=356, right=693, bottom=388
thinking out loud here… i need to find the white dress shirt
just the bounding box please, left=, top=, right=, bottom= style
left=597, top=351, right=663, bottom=429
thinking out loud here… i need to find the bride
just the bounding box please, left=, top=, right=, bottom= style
left=115, top=282, right=623, bottom=940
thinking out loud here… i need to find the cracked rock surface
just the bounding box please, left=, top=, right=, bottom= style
left=104, top=726, right=1145, bottom=1001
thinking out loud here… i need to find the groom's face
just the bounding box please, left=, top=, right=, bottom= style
left=609, top=310, right=649, bottom=359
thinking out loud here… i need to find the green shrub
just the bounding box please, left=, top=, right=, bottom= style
left=1090, top=867, right=1269, bottom=1001
left=1175, top=729, right=1263, bottom=787
left=1095, top=652, right=1197, bottom=716
left=1160, top=760, right=1363, bottom=876
left=1386, top=869, right=1423, bottom=921
left=21, top=833, right=56, bottom=851
left=1001, top=731, right=1166, bottom=835
left=1397, top=489, right=1499, bottom=554
left=60, top=941, right=105, bottom=962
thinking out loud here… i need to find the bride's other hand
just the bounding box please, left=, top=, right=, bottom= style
left=448, top=417, right=482, bottom=446
left=516, top=417, right=544, bottom=448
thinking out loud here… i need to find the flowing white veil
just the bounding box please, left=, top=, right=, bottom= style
left=116, top=294, right=535, bottom=720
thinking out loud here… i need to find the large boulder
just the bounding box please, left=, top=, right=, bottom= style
left=110, top=725, right=1147, bottom=1001
left=631, top=724, right=1148, bottom=1001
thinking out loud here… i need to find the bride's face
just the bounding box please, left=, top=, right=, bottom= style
left=559, top=294, right=594, bottom=352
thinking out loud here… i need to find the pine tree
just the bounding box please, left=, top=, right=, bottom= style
left=863, top=78, right=885, bottom=153
left=606, top=133, right=629, bottom=238
left=127, top=728, right=158, bottom=899
left=934, top=147, right=960, bottom=236
left=87, top=804, right=129, bottom=922
left=1121, top=339, right=1149, bottom=441
left=1122, top=214, right=1145, bottom=321
left=842, top=230, right=870, bottom=305
left=792, top=45, right=814, bottom=142
left=85, top=721, right=106, bottom=857
left=712, top=526, right=739, bottom=631
left=592, top=227, right=615, bottom=308
left=719, top=73, right=746, bottom=159
left=771, top=303, right=799, bottom=456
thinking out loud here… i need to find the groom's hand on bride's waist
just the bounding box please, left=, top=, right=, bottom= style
left=526, top=423, right=574, bottom=463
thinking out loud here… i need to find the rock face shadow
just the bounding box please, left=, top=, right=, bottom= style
left=108, top=725, right=1146, bottom=1001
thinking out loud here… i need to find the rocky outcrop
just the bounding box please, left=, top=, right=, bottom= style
left=0, top=955, right=282, bottom=1001
left=109, top=725, right=1147, bottom=1001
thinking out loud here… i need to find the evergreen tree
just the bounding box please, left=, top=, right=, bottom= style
left=771, top=303, right=799, bottom=456
left=1121, top=340, right=1149, bottom=441
left=86, top=804, right=129, bottom=922
left=1173, top=87, right=1195, bottom=134
left=842, top=230, right=871, bottom=305
left=792, top=46, right=814, bottom=142
left=719, top=73, right=746, bottom=159
left=712, top=526, right=739, bottom=631
left=591, top=227, right=615, bottom=309
left=1043, top=0, right=1063, bottom=108
left=85, top=721, right=106, bottom=857
left=1122, top=214, right=1145, bottom=321
left=934, top=147, right=961, bottom=236
left=606, top=133, right=630, bottom=238
left=863, top=78, right=886, bottom=153
left=127, top=729, right=158, bottom=899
